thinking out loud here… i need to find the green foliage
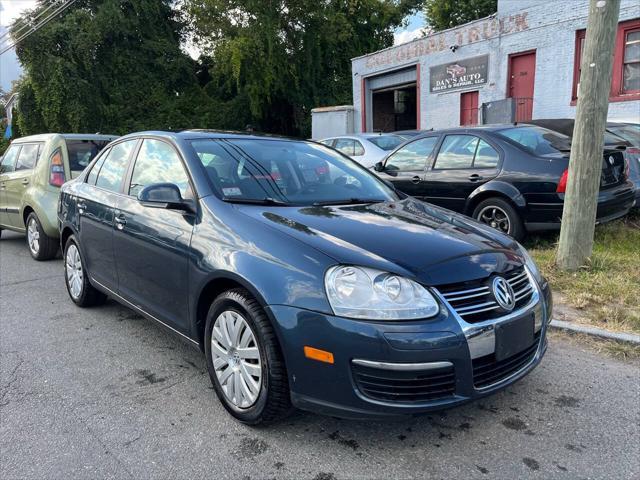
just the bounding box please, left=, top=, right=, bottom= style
left=185, top=0, right=421, bottom=136
left=14, top=0, right=211, bottom=136
left=424, top=0, right=497, bottom=31
left=13, top=0, right=419, bottom=138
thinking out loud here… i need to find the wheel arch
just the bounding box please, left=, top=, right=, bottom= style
left=464, top=181, right=526, bottom=216
left=193, top=272, right=272, bottom=352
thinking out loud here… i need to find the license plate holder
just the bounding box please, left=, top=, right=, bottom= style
left=494, top=314, right=535, bottom=362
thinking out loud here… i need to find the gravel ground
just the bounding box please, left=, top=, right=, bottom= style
left=1, top=230, right=639, bottom=479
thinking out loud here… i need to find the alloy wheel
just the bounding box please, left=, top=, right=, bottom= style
left=65, top=244, right=84, bottom=300
left=27, top=218, right=40, bottom=255
left=211, top=310, right=262, bottom=408
left=477, top=205, right=511, bottom=234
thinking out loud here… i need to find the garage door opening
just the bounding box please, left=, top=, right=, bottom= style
left=372, top=84, right=417, bottom=132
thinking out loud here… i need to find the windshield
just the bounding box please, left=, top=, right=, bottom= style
left=368, top=135, right=403, bottom=151
left=496, top=126, right=572, bottom=155
left=608, top=124, right=640, bottom=145
left=190, top=138, right=398, bottom=206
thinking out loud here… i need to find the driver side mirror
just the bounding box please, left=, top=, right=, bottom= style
left=374, top=161, right=385, bottom=172
left=137, top=183, right=194, bottom=213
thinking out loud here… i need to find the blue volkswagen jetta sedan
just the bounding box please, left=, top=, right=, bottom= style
left=58, top=131, right=552, bottom=424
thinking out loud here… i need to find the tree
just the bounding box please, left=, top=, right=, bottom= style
left=184, top=0, right=421, bottom=136
left=555, top=0, right=621, bottom=271
left=13, top=0, right=210, bottom=136
left=424, top=0, right=497, bottom=31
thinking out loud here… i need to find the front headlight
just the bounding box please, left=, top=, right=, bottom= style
left=324, top=265, right=440, bottom=320
left=516, top=243, right=543, bottom=284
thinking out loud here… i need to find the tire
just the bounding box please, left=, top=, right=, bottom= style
left=472, top=197, right=525, bottom=241
left=205, top=288, right=292, bottom=425
left=63, top=235, right=107, bottom=307
left=26, top=212, right=58, bottom=261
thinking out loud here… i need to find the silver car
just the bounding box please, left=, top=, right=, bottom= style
left=319, top=133, right=404, bottom=168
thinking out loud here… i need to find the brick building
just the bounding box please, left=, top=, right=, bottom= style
left=312, top=0, right=639, bottom=138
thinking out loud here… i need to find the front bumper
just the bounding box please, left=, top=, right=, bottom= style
left=267, top=277, right=552, bottom=419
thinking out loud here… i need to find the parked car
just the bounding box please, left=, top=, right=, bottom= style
left=58, top=130, right=552, bottom=424
left=0, top=133, right=116, bottom=259
left=529, top=119, right=640, bottom=208
left=319, top=133, right=403, bottom=168
left=373, top=124, right=636, bottom=240
left=393, top=129, right=430, bottom=140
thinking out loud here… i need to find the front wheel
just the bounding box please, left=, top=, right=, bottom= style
left=26, top=212, right=58, bottom=260
left=472, top=197, right=525, bottom=241
left=63, top=235, right=107, bottom=307
left=205, top=288, right=292, bottom=425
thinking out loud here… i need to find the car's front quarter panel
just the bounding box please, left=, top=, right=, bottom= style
left=189, top=198, right=336, bottom=333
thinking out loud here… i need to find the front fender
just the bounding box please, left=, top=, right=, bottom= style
left=465, top=180, right=526, bottom=215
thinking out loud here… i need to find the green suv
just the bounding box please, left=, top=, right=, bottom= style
left=0, top=133, right=116, bottom=260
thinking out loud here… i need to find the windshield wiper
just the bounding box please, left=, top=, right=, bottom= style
left=222, top=197, right=288, bottom=206
left=312, top=198, right=386, bottom=206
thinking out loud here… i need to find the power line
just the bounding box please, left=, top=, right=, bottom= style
left=0, top=0, right=60, bottom=44
left=0, top=0, right=77, bottom=56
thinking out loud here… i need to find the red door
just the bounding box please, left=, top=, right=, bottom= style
left=508, top=51, right=536, bottom=121
left=460, top=91, right=479, bottom=126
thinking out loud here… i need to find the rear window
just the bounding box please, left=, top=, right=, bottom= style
left=66, top=140, right=111, bottom=172
left=496, top=126, right=571, bottom=155
left=368, top=135, right=403, bottom=151
left=608, top=124, right=640, bottom=145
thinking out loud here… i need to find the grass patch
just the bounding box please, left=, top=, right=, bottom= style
left=524, top=210, right=640, bottom=334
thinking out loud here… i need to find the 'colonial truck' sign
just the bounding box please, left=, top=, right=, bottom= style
left=430, top=55, right=489, bottom=93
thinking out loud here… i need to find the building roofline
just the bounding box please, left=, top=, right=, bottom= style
left=350, top=13, right=497, bottom=62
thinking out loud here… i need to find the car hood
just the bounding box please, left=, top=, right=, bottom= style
left=236, top=198, right=523, bottom=286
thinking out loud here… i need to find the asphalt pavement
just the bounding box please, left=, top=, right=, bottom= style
left=1, top=230, right=639, bottom=479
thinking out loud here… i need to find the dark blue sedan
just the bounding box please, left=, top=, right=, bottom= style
left=58, top=131, right=553, bottom=424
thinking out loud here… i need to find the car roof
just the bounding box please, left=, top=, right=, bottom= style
left=321, top=133, right=402, bottom=141
left=12, top=133, right=118, bottom=143
left=118, top=129, right=305, bottom=143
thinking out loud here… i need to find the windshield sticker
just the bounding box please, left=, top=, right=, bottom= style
left=222, top=187, right=242, bottom=197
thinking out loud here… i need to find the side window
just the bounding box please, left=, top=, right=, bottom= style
left=386, top=137, right=438, bottom=171
left=334, top=139, right=356, bottom=156
left=95, top=141, right=136, bottom=192
left=129, top=139, right=190, bottom=198
left=319, top=139, right=334, bottom=147
left=434, top=135, right=478, bottom=170
left=86, top=148, right=110, bottom=185
left=15, top=144, right=41, bottom=171
left=0, top=144, right=21, bottom=173
left=353, top=141, right=365, bottom=156
left=473, top=139, right=500, bottom=168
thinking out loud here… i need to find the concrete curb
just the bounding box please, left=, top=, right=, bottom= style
left=550, top=319, right=640, bottom=345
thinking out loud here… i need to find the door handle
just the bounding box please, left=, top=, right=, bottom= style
left=21, top=178, right=29, bottom=185
left=411, top=175, right=421, bottom=184
left=468, top=174, right=484, bottom=182
left=114, top=214, right=126, bottom=230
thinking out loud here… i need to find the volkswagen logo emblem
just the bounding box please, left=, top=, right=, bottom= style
left=608, top=156, right=615, bottom=165
left=492, top=276, right=516, bottom=312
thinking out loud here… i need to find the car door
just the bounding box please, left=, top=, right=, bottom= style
left=0, top=144, right=22, bottom=228
left=422, top=134, right=500, bottom=212
left=112, top=138, right=194, bottom=333
left=4, top=143, right=42, bottom=229
left=377, top=136, right=440, bottom=198
left=75, top=139, right=138, bottom=291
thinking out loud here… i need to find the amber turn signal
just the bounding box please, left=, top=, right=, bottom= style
left=304, top=346, right=334, bottom=364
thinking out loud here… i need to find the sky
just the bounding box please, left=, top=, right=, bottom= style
left=0, top=1, right=423, bottom=92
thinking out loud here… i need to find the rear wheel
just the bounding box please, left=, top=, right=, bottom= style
left=205, top=288, right=292, bottom=425
left=64, top=235, right=107, bottom=307
left=26, top=212, right=58, bottom=260
left=472, top=197, right=525, bottom=241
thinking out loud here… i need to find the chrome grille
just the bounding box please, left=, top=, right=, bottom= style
left=437, top=267, right=534, bottom=323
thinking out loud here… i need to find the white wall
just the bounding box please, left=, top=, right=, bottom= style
left=351, top=0, right=640, bottom=132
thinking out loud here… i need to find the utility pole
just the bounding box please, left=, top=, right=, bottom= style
left=556, top=0, right=621, bottom=272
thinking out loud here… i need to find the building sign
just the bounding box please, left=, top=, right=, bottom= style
left=363, top=13, right=529, bottom=70
left=430, top=55, right=489, bottom=93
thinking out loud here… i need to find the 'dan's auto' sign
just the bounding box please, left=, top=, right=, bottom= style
left=430, top=55, right=489, bottom=93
